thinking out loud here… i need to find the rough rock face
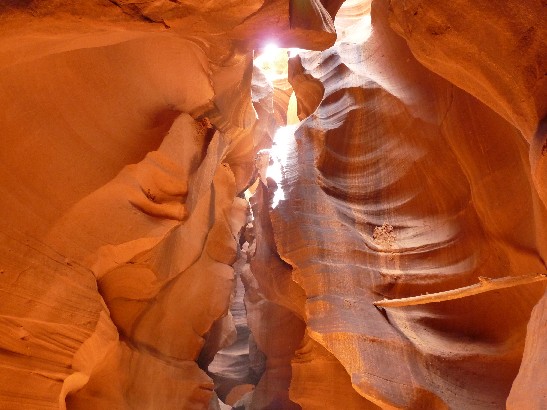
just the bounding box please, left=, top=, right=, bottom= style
left=253, top=0, right=547, bottom=408
left=0, top=1, right=335, bottom=408
left=388, top=0, right=546, bottom=142
left=387, top=0, right=547, bottom=215
left=0, top=0, right=546, bottom=409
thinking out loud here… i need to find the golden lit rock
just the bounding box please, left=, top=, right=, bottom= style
left=0, top=0, right=545, bottom=409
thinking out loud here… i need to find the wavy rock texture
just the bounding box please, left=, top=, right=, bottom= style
left=253, top=0, right=547, bottom=408
left=1, top=0, right=546, bottom=409
left=244, top=181, right=306, bottom=409
left=0, top=0, right=337, bottom=407
left=388, top=0, right=547, bottom=214
left=388, top=0, right=546, bottom=142
left=0, top=26, right=245, bottom=406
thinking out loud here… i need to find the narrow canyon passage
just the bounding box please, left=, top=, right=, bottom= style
left=208, top=2, right=547, bottom=406
left=0, top=0, right=546, bottom=409
left=204, top=43, right=304, bottom=408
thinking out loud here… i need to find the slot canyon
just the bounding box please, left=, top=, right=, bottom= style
left=0, top=0, right=546, bottom=409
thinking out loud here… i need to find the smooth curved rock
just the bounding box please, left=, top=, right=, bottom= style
left=269, top=0, right=547, bottom=408
left=1, top=0, right=546, bottom=409
left=388, top=0, right=547, bottom=142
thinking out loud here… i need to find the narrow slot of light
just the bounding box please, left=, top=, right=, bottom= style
left=254, top=42, right=288, bottom=83
left=263, top=42, right=279, bottom=56
left=255, top=42, right=279, bottom=67
left=267, top=125, right=298, bottom=208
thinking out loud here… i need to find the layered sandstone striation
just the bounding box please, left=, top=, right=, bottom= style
left=251, top=0, right=547, bottom=408
left=0, top=1, right=336, bottom=408
left=0, top=0, right=546, bottom=409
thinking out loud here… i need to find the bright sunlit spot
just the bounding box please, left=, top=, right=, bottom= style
left=254, top=42, right=286, bottom=82
left=253, top=41, right=302, bottom=209
left=267, top=125, right=298, bottom=208
left=263, top=42, right=279, bottom=55
left=254, top=42, right=304, bottom=83
left=334, top=0, right=372, bottom=43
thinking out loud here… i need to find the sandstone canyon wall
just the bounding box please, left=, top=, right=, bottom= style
left=0, top=0, right=545, bottom=409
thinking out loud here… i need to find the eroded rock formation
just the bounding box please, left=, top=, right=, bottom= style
left=0, top=0, right=545, bottom=409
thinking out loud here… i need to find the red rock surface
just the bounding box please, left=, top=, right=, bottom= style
left=0, top=0, right=545, bottom=409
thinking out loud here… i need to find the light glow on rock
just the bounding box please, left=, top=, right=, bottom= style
left=255, top=43, right=301, bottom=209
left=267, top=124, right=298, bottom=208
left=254, top=43, right=289, bottom=83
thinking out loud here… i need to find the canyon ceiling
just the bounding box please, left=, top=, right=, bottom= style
left=0, top=0, right=545, bottom=409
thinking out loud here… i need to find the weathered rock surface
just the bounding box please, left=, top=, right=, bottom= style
left=0, top=0, right=322, bottom=407
left=0, top=0, right=546, bottom=409
left=256, top=0, right=547, bottom=408
left=388, top=0, right=546, bottom=142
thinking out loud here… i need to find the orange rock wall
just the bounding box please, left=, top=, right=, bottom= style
left=0, top=0, right=545, bottom=409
